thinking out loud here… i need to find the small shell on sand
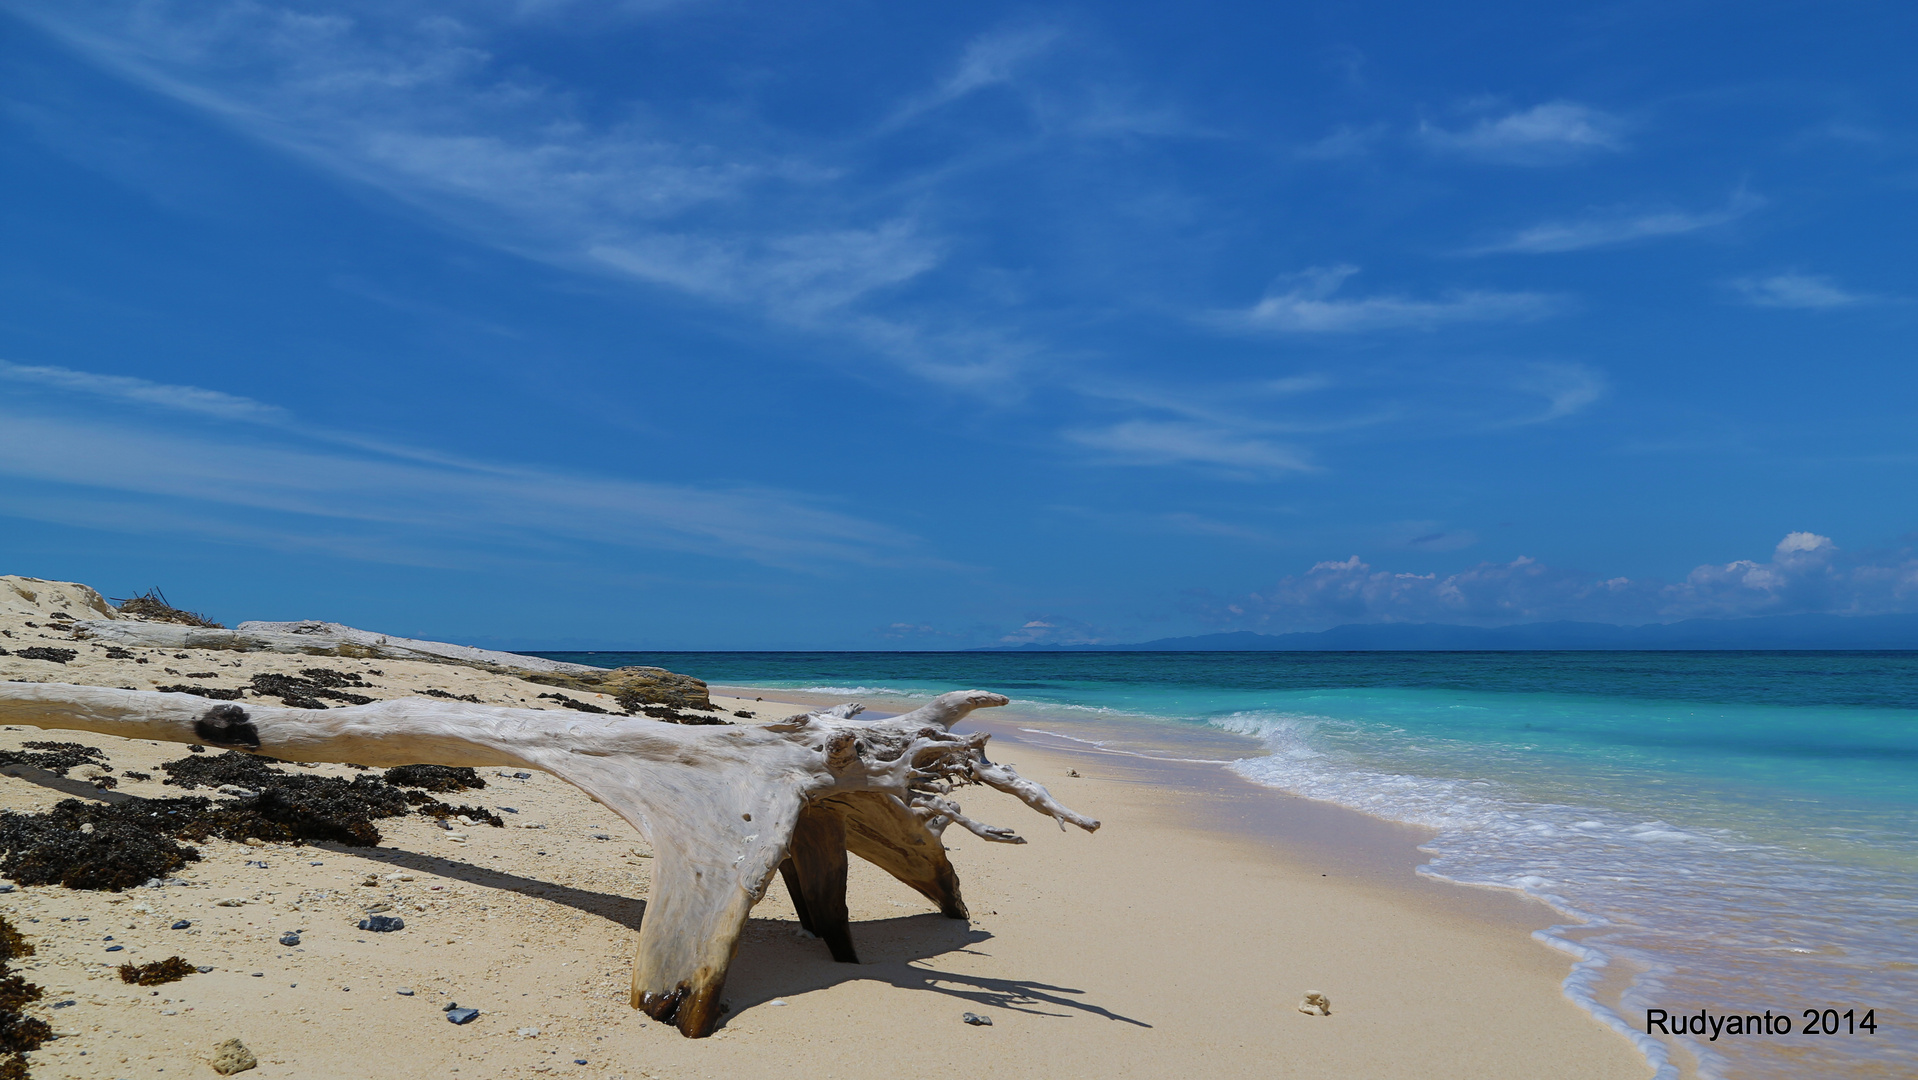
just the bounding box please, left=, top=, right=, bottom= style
left=1298, top=992, right=1332, bottom=1016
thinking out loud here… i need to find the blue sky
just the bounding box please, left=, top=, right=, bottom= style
left=1, top=0, right=1914, bottom=648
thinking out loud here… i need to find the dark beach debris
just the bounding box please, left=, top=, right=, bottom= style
left=415, top=803, right=504, bottom=828
left=358, top=915, right=404, bottom=933
left=629, top=702, right=731, bottom=726
left=13, top=647, right=76, bottom=666
left=112, top=588, right=223, bottom=629
left=0, top=752, right=449, bottom=890
left=445, top=1006, right=479, bottom=1025
left=962, top=1012, right=993, bottom=1026
left=418, top=688, right=482, bottom=703
left=0, top=916, right=49, bottom=1080
left=297, top=667, right=373, bottom=689
left=382, top=765, right=485, bottom=792
left=102, top=646, right=136, bottom=660
left=155, top=684, right=246, bottom=701
left=0, top=798, right=205, bottom=890
left=247, top=672, right=373, bottom=709
left=119, top=956, right=195, bottom=986
left=537, top=692, right=610, bottom=715
left=172, top=920, right=191, bottom=930
left=733, top=710, right=756, bottom=719
left=0, top=741, right=107, bottom=777
left=159, top=750, right=292, bottom=791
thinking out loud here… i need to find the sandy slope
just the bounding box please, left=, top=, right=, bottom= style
left=0, top=577, right=1651, bottom=1079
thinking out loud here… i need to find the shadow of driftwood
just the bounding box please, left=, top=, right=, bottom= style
left=311, top=842, right=651, bottom=932
left=722, top=911, right=1152, bottom=1030
left=227, top=841, right=1153, bottom=1032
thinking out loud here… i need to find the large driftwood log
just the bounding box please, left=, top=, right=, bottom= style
left=0, top=684, right=1097, bottom=1036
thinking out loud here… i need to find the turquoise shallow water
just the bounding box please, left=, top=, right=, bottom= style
left=532, top=650, right=1918, bottom=1080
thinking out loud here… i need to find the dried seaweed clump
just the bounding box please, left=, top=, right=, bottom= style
left=162, top=752, right=414, bottom=846
left=248, top=672, right=373, bottom=709
left=0, top=916, right=46, bottom=1080
left=418, top=688, right=482, bottom=703
left=0, top=741, right=109, bottom=777
left=159, top=750, right=291, bottom=791
left=619, top=695, right=731, bottom=726
left=415, top=803, right=504, bottom=828
left=0, top=799, right=206, bottom=890
left=113, top=588, right=223, bottom=628
left=382, top=765, right=485, bottom=792
left=538, top=692, right=610, bottom=715
left=154, top=684, right=245, bottom=701
left=13, top=647, right=76, bottom=665
left=118, top=956, right=195, bottom=986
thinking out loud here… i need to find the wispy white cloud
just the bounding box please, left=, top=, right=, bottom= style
left=889, top=24, right=1064, bottom=123
left=9, top=1, right=1014, bottom=384
left=1199, top=532, right=1918, bottom=630
left=0, top=359, right=287, bottom=422
left=1467, top=190, right=1763, bottom=254
left=1065, top=419, right=1314, bottom=476
left=1420, top=101, right=1626, bottom=164
left=1728, top=272, right=1880, bottom=309
left=1218, top=265, right=1562, bottom=333
left=1511, top=362, right=1607, bottom=424
left=0, top=360, right=923, bottom=570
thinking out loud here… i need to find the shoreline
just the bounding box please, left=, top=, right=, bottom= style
left=721, top=683, right=1658, bottom=1078
left=0, top=591, right=1651, bottom=1077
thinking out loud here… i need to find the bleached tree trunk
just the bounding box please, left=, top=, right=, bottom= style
left=0, top=684, right=1097, bottom=1037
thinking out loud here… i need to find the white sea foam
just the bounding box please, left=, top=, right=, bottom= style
left=1015, top=726, right=1235, bottom=764
left=1211, top=709, right=1918, bottom=1080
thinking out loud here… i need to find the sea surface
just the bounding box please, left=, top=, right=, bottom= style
left=532, top=650, right=1917, bottom=1080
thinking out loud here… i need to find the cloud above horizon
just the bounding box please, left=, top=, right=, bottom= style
left=1196, top=532, right=1918, bottom=631
left=1728, top=272, right=1880, bottom=309
left=1220, top=265, right=1561, bottom=334
left=1467, top=190, right=1763, bottom=254
left=1420, top=101, right=1626, bottom=164
left=0, top=360, right=925, bottom=571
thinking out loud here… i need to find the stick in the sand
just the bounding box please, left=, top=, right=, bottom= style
left=0, top=684, right=1098, bottom=1037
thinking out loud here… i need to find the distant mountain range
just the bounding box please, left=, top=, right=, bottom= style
left=977, top=612, right=1918, bottom=651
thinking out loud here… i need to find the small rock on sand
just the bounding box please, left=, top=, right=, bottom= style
left=446, top=1007, right=480, bottom=1025
left=279, top=932, right=301, bottom=946
left=210, top=1037, right=258, bottom=1074
left=962, top=1012, right=992, bottom=1026
left=357, top=915, right=405, bottom=933
left=1297, top=991, right=1332, bottom=1016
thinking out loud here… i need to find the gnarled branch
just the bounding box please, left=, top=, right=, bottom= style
left=0, top=684, right=1096, bottom=1037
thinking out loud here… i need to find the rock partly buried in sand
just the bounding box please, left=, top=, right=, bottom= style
left=1297, top=991, right=1332, bottom=1016
left=210, top=1037, right=258, bottom=1074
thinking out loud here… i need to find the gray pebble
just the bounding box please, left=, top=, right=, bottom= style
left=279, top=932, right=301, bottom=946
left=357, top=915, right=405, bottom=933
left=171, top=920, right=191, bottom=930
left=446, top=1007, right=480, bottom=1025
left=962, top=1012, right=993, bottom=1026
left=396, top=987, right=414, bottom=996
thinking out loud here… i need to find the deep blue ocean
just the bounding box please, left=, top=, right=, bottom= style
left=532, top=650, right=1916, bottom=1080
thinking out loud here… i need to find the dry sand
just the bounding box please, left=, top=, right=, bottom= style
left=0, top=578, right=1651, bottom=1079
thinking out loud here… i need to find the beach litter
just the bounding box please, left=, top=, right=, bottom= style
left=1297, top=991, right=1332, bottom=1016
